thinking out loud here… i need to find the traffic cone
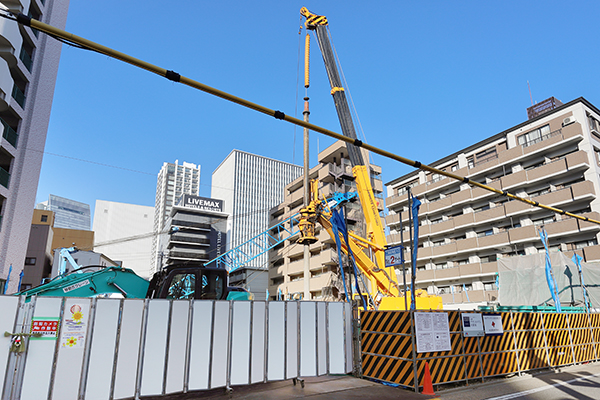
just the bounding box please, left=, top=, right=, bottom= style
left=421, top=361, right=435, bottom=395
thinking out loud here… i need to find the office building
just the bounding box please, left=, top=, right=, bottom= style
left=36, top=194, right=91, bottom=230
left=22, top=209, right=55, bottom=290
left=155, top=194, right=228, bottom=269
left=212, top=150, right=302, bottom=299
left=151, top=160, right=200, bottom=274
left=92, top=200, right=154, bottom=278
left=0, top=0, right=70, bottom=292
left=385, top=97, right=600, bottom=309
left=268, top=140, right=384, bottom=300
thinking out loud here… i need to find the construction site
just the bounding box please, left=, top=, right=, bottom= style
left=1, top=3, right=600, bottom=400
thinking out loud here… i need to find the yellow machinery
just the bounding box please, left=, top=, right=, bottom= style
left=300, top=8, right=441, bottom=310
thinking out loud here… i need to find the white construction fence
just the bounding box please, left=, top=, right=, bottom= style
left=0, top=296, right=353, bottom=400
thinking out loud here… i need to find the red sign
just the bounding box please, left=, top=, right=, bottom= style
left=31, top=319, right=59, bottom=338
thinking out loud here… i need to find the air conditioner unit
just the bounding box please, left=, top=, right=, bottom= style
left=562, top=116, right=576, bottom=127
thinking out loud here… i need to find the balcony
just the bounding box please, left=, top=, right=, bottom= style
left=570, top=180, right=595, bottom=201
left=565, top=150, right=589, bottom=170
left=19, top=47, right=33, bottom=72
left=456, top=237, right=478, bottom=253
left=474, top=204, right=506, bottom=224
left=453, top=212, right=475, bottom=229
left=431, top=241, right=457, bottom=257
left=508, top=225, right=537, bottom=243
left=11, top=86, right=25, bottom=108
left=0, top=166, right=9, bottom=188
left=428, top=219, right=454, bottom=236
left=0, top=117, right=17, bottom=147
left=545, top=218, right=579, bottom=237
left=477, top=231, right=509, bottom=250
left=526, top=159, right=567, bottom=183
left=500, top=170, right=527, bottom=191
left=522, top=128, right=562, bottom=152
left=577, top=212, right=600, bottom=231
left=583, top=245, right=600, bottom=262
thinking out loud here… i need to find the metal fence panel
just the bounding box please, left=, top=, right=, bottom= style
left=250, top=302, right=266, bottom=384
left=20, top=297, right=62, bottom=400
left=285, top=302, right=298, bottom=379
left=165, top=300, right=190, bottom=394
left=140, top=299, right=169, bottom=396
left=113, top=299, right=144, bottom=399
left=267, top=302, right=285, bottom=381
left=300, top=302, right=317, bottom=377
left=230, top=301, right=251, bottom=386
left=210, top=301, right=230, bottom=388
left=317, top=302, right=327, bottom=376
left=84, top=299, right=120, bottom=400
left=328, top=302, right=345, bottom=374
left=0, top=296, right=19, bottom=400
left=188, top=300, right=212, bottom=391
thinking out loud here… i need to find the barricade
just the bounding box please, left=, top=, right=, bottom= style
left=360, top=310, right=600, bottom=392
left=0, top=296, right=353, bottom=400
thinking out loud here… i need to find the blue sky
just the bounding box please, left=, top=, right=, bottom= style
left=35, top=1, right=600, bottom=222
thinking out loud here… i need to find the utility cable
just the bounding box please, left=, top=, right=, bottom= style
left=11, top=13, right=600, bottom=226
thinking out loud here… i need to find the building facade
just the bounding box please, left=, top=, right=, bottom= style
left=267, top=140, right=384, bottom=301
left=151, top=160, right=200, bottom=274
left=385, top=97, right=600, bottom=309
left=155, top=194, right=228, bottom=270
left=0, top=0, right=70, bottom=292
left=92, top=200, right=154, bottom=278
left=22, top=209, right=55, bottom=290
left=36, top=194, right=91, bottom=230
left=212, top=150, right=302, bottom=300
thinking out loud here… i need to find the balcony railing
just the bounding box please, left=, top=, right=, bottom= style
left=521, top=128, right=562, bottom=148
left=0, top=118, right=18, bottom=147
left=11, top=86, right=25, bottom=108
left=0, top=167, right=10, bottom=188
left=19, top=48, right=33, bottom=72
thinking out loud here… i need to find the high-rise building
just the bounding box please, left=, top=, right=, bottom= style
left=385, top=97, right=600, bottom=309
left=36, top=194, right=91, bottom=230
left=92, top=200, right=154, bottom=278
left=267, top=140, right=384, bottom=301
left=212, top=150, right=302, bottom=299
left=0, top=0, right=70, bottom=292
left=151, top=160, right=200, bottom=274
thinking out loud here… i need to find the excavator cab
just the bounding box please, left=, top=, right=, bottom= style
left=146, top=264, right=253, bottom=301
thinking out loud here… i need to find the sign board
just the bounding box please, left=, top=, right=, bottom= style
left=385, top=245, right=404, bottom=267
left=60, top=301, right=89, bottom=349
left=180, top=194, right=224, bottom=213
left=30, top=317, right=60, bottom=340
left=461, top=313, right=484, bottom=337
left=483, top=314, right=503, bottom=336
left=415, top=312, right=451, bottom=353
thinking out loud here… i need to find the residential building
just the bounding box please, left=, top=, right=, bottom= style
left=36, top=194, right=91, bottom=230
left=51, top=227, right=93, bottom=252
left=22, top=209, right=55, bottom=290
left=50, top=248, right=120, bottom=278
left=92, top=200, right=154, bottom=278
left=385, top=97, right=600, bottom=309
left=151, top=160, right=200, bottom=274
left=0, top=0, right=70, bottom=292
left=267, top=140, right=384, bottom=301
left=155, top=194, right=228, bottom=270
left=212, top=150, right=302, bottom=299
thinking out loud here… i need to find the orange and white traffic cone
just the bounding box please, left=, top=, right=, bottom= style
left=421, top=361, right=435, bottom=395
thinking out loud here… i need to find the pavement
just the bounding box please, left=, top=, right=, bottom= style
left=140, top=375, right=426, bottom=400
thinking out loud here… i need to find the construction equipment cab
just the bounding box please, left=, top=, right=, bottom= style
left=146, top=263, right=252, bottom=300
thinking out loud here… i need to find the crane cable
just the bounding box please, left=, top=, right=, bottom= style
left=9, top=12, right=600, bottom=227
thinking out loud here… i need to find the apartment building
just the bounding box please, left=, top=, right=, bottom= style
left=385, top=97, right=600, bottom=309
left=268, top=140, right=384, bottom=301
left=0, top=0, right=70, bottom=292
left=151, top=160, right=200, bottom=274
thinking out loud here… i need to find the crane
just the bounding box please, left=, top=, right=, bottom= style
left=299, top=7, right=441, bottom=310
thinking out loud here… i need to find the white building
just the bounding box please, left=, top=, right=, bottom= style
left=0, top=0, right=70, bottom=292
left=151, top=160, right=200, bottom=274
left=93, top=200, right=154, bottom=278
left=212, top=150, right=302, bottom=299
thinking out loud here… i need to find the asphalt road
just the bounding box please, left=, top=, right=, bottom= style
left=139, top=363, right=600, bottom=400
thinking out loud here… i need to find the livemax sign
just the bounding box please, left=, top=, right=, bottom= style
left=181, top=194, right=224, bottom=213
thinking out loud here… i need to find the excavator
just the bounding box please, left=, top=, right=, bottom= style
left=298, top=7, right=441, bottom=310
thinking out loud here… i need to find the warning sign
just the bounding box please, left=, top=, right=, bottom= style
left=31, top=318, right=60, bottom=340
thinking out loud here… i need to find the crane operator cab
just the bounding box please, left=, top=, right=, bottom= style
left=146, top=264, right=253, bottom=301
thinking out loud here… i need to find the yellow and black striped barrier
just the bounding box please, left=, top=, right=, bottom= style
left=360, top=310, right=600, bottom=392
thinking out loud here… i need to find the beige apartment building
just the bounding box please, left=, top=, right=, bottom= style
left=268, top=141, right=384, bottom=300
left=385, top=97, right=600, bottom=309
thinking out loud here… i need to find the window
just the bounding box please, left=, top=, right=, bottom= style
left=477, top=229, right=493, bottom=237
left=480, top=254, right=497, bottom=263
left=595, top=147, right=600, bottom=165
left=467, top=157, right=474, bottom=168
left=40, top=214, right=48, bottom=222
left=517, top=124, right=551, bottom=147
left=166, top=273, right=196, bottom=299
left=483, top=282, right=497, bottom=291
left=475, top=147, right=498, bottom=165
left=25, top=257, right=36, bottom=265
left=451, top=164, right=459, bottom=171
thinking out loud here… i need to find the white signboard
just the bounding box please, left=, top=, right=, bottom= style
left=385, top=245, right=404, bottom=267
left=61, top=302, right=89, bottom=349
left=461, top=313, right=484, bottom=337
left=415, top=312, right=451, bottom=353
left=483, top=314, right=503, bottom=336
